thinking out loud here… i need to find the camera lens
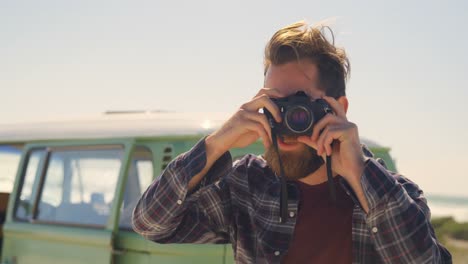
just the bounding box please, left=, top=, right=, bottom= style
left=285, top=106, right=313, bottom=133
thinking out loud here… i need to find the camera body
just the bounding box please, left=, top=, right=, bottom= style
left=264, top=91, right=333, bottom=136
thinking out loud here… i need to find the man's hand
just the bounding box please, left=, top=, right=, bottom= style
left=297, top=96, right=365, bottom=183
left=189, top=88, right=282, bottom=190
left=297, top=96, right=369, bottom=213
left=206, top=88, right=283, bottom=156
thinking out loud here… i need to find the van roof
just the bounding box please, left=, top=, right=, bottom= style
left=0, top=112, right=229, bottom=143
left=0, top=112, right=387, bottom=148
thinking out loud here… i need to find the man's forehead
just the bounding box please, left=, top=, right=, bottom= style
left=264, top=61, right=323, bottom=98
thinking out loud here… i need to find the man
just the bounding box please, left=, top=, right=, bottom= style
left=132, top=21, right=451, bottom=263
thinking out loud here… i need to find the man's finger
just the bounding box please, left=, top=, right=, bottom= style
left=241, top=110, right=273, bottom=143
left=316, top=127, right=330, bottom=155
left=244, top=120, right=271, bottom=149
left=322, top=96, right=346, bottom=118
left=254, top=87, right=284, bottom=99
left=323, top=130, right=337, bottom=156
left=297, top=135, right=318, bottom=150
left=311, top=114, right=339, bottom=141
left=242, top=94, right=282, bottom=123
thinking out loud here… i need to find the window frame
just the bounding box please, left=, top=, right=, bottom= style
left=13, top=147, right=46, bottom=222
left=13, top=143, right=128, bottom=229
left=118, top=145, right=154, bottom=231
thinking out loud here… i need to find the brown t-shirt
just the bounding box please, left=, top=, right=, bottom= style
left=282, top=176, right=355, bottom=264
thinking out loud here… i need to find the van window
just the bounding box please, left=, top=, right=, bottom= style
left=15, top=149, right=46, bottom=219
left=36, top=147, right=123, bottom=227
left=119, top=146, right=153, bottom=229
left=0, top=145, right=23, bottom=193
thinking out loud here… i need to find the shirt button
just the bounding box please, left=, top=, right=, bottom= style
left=177, top=199, right=183, bottom=205
left=274, top=251, right=280, bottom=256
left=372, top=227, right=378, bottom=233
left=289, top=211, right=295, bottom=218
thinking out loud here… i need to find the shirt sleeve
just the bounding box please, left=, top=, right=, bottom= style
left=131, top=138, right=233, bottom=244
left=361, top=159, right=452, bottom=263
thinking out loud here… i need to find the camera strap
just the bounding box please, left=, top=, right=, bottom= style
left=271, top=131, right=337, bottom=224
left=271, top=129, right=289, bottom=223
left=326, top=154, right=337, bottom=202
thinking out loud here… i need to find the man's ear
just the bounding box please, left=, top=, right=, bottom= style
left=337, top=96, right=349, bottom=114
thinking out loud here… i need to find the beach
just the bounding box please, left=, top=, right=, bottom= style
left=428, top=194, right=468, bottom=263
left=427, top=194, right=468, bottom=223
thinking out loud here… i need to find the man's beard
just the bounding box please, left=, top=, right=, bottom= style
left=264, top=142, right=324, bottom=180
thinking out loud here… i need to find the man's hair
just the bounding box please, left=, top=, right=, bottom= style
left=264, top=21, right=350, bottom=98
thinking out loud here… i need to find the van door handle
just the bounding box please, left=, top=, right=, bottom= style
left=112, top=248, right=127, bottom=255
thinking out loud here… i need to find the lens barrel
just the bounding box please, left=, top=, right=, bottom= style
left=265, top=91, right=330, bottom=137
left=284, top=105, right=313, bottom=133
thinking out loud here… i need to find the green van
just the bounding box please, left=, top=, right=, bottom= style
left=0, top=112, right=396, bottom=264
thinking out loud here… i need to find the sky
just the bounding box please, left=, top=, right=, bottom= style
left=1, top=0, right=467, bottom=197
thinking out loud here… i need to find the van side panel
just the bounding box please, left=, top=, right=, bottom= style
left=2, top=223, right=113, bottom=264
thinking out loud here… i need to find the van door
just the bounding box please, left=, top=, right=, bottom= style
left=114, top=141, right=227, bottom=264
left=114, top=145, right=154, bottom=264
left=0, top=144, right=23, bottom=257
left=2, top=140, right=133, bottom=264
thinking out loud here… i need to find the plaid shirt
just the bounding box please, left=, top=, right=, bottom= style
left=132, top=139, right=452, bottom=263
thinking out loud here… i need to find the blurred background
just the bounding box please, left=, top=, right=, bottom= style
left=0, top=0, right=467, bottom=258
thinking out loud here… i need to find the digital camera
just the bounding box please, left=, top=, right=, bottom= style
left=264, top=91, right=333, bottom=136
